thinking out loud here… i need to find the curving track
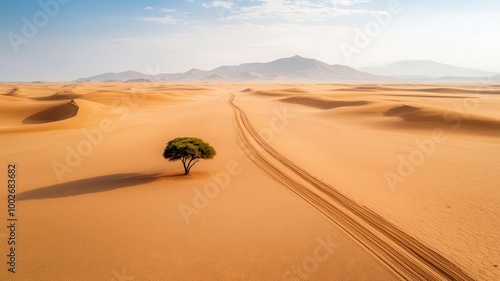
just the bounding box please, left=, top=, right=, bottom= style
left=229, top=94, right=474, bottom=281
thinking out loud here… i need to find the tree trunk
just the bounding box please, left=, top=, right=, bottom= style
left=181, top=158, right=189, bottom=175
left=181, top=157, right=199, bottom=175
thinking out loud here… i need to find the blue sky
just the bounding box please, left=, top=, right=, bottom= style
left=1, top=0, right=499, bottom=81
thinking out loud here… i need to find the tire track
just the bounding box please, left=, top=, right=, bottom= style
left=229, top=94, right=474, bottom=281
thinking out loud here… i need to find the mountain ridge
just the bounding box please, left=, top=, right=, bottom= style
left=75, top=56, right=498, bottom=83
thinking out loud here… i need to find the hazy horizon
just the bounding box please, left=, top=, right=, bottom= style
left=1, top=0, right=500, bottom=81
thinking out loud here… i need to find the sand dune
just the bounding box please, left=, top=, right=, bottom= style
left=6, top=87, right=21, bottom=96
left=384, top=93, right=467, bottom=99
left=401, top=87, right=498, bottom=94
left=345, top=85, right=381, bottom=91
left=281, top=96, right=369, bottom=110
left=0, top=93, right=27, bottom=103
left=23, top=100, right=79, bottom=124
left=0, top=98, right=58, bottom=125
left=251, top=87, right=310, bottom=97
left=253, top=90, right=291, bottom=97
left=163, top=85, right=212, bottom=91
left=254, top=87, right=500, bottom=136
left=31, top=90, right=82, bottom=101
left=316, top=99, right=500, bottom=135
left=280, top=87, right=309, bottom=93
left=80, top=90, right=192, bottom=106
left=381, top=104, right=500, bottom=135
left=326, top=84, right=499, bottom=96
left=338, top=84, right=498, bottom=94
left=0, top=98, right=115, bottom=133
left=0, top=82, right=498, bottom=280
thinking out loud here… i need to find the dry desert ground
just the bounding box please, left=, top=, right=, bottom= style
left=0, top=82, right=499, bottom=280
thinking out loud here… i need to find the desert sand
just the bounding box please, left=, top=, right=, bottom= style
left=0, top=82, right=498, bottom=280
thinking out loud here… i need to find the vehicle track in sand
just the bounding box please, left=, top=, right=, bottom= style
left=228, top=93, right=474, bottom=281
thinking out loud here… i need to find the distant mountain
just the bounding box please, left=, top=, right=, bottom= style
left=125, top=78, right=153, bottom=83
left=205, top=74, right=226, bottom=81
left=75, top=55, right=383, bottom=83
left=75, top=57, right=499, bottom=83
left=236, top=71, right=269, bottom=80
left=75, top=70, right=145, bottom=82
left=220, top=56, right=330, bottom=79
left=359, top=60, right=497, bottom=78
left=210, top=55, right=382, bottom=81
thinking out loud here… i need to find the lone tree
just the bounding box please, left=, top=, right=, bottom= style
left=163, top=137, right=216, bottom=175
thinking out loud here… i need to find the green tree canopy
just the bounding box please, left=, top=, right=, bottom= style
left=163, top=137, right=216, bottom=175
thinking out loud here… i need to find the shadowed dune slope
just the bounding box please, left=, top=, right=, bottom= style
left=6, top=87, right=21, bottom=96
left=316, top=100, right=500, bottom=135
left=328, top=85, right=500, bottom=95
left=382, top=104, right=500, bottom=132
left=240, top=88, right=255, bottom=92
left=0, top=98, right=115, bottom=133
left=277, top=94, right=500, bottom=136
left=281, top=96, right=369, bottom=110
left=23, top=100, right=79, bottom=124
left=252, top=88, right=310, bottom=97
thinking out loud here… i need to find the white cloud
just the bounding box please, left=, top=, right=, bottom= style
left=161, top=8, right=177, bottom=13
left=203, top=1, right=234, bottom=9
left=331, top=0, right=371, bottom=6
left=144, top=6, right=154, bottom=10
left=137, top=8, right=185, bottom=25
left=137, top=15, right=183, bottom=25
left=141, top=0, right=379, bottom=27
left=225, top=0, right=380, bottom=21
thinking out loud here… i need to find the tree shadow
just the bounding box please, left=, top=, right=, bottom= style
left=17, top=173, right=166, bottom=201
